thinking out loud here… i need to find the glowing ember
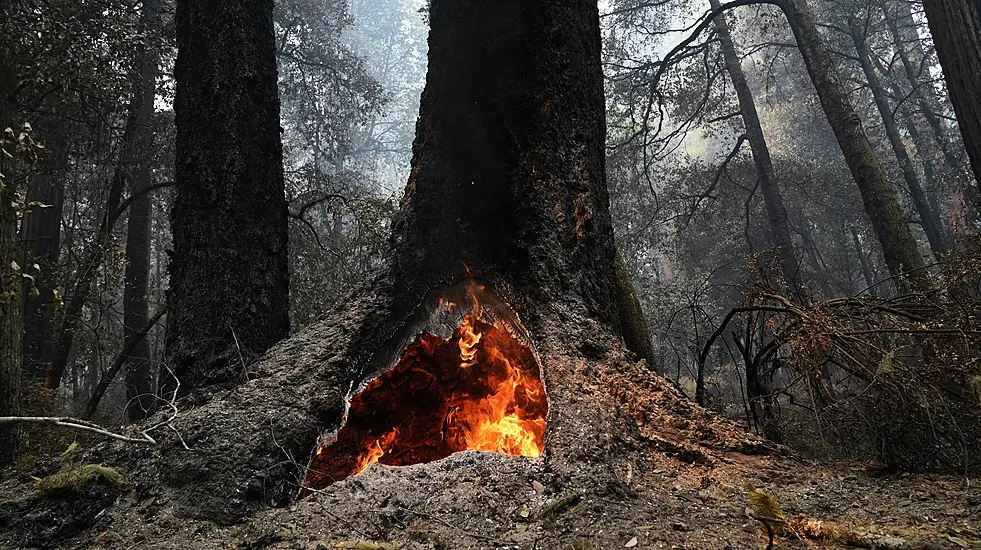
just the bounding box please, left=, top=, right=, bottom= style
left=306, top=285, right=547, bottom=488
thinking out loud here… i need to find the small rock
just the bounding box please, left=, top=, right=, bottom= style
left=625, top=537, right=639, bottom=548
left=532, top=480, right=545, bottom=493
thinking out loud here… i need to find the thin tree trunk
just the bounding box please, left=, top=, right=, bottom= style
left=884, top=2, right=966, bottom=175
left=167, top=0, right=290, bottom=394
left=852, top=226, right=877, bottom=295
left=848, top=20, right=950, bottom=259
left=775, top=0, right=928, bottom=292
left=920, top=0, right=981, bottom=191
left=86, top=309, right=165, bottom=419
left=123, top=0, right=160, bottom=421
left=711, top=0, right=802, bottom=293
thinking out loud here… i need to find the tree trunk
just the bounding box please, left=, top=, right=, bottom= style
left=0, top=58, right=23, bottom=466
left=614, top=248, right=657, bottom=371
left=167, top=0, right=290, bottom=394
left=710, top=0, right=801, bottom=292
left=19, top=131, right=65, bottom=381
left=125, top=0, right=729, bottom=522
left=388, top=0, right=619, bottom=330
left=123, top=0, right=160, bottom=421
left=848, top=20, right=950, bottom=259
left=852, top=226, right=878, bottom=295
left=884, top=4, right=965, bottom=175
left=920, top=0, right=981, bottom=191
left=775, top=0, right=928, bottom=291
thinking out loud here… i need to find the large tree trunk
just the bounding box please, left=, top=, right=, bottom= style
left=920, top=0, right=981, bottom=192
left=0, top=57, right=23, bottom=466
left=109, top=0, right=762, bottom=526
left=710, top=0, right=801, bottom=293
left=122, top=0, right=160, bottom=421
left=848, top=20, right=950, bottom=259
left=775, top=0, right=928, bottom=291
left=167, top=0, right=290, bottom=395
left=19, top=131, right=65, bottom=381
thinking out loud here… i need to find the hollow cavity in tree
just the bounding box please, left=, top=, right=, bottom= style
left=305, top=281, right=548, bottom=489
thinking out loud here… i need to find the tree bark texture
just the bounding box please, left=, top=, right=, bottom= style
left=710, top=0, right=802, bottom=292
left=123, top=0, right=160, bottom=421
left=776, top=0, right=928, bottom=291
left=921, top=0, right=981, bottom=191
left=388, top=0, right=619, bottom=333
left=0, top=57, right=23, bottom=465
left=848, top=21, right=950, bottom=259
left=167, top=0, right=290, bottom=394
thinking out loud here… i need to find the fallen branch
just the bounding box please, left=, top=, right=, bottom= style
left=0, top=416, right=156, bottom=445
left=1, top=363, right=187, bottom=449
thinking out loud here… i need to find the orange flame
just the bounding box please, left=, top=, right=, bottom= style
left=447, top=279, right=544, bottom=457
left=354, top=428, right=400, bottom=474
left=306, top=276, right=547, bottom=488
left=458, top=315, right=482, bottom=368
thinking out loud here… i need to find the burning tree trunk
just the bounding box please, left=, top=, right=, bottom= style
left=116, top=0, right=757, bottom=525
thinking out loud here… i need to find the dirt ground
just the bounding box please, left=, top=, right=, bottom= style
left=2, top=440, right=978, bottom=549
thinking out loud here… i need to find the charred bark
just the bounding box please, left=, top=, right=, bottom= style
left=710, top=0, right=802, bottom=293
left=389, top=0, right=618, bottom=325
left=920, top=0, right=981, bottom=191
left=0, top=56, right=22, bottom=465
left=123, top=0, right=160, bottom=421
left=848, top=21, right=950, bottom=259
left=774, top=0, right=928, bottom=291
left=167, top=0, right=290, bottom=394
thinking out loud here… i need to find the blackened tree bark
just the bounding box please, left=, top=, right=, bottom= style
left=710, top=0, right=801, bottom=292
left=775, top=0, right=928, bottom=291
left=390, top=0, right=619, bottom=332
left=19, top=131, right=65, bottom=381
left=848, top=20, right=950, bottom=259
left=167, top=0, right=290, bottom=393
left=920, top=0, right=981, bottom=190
left=0, top=56, right=23, bottom=465
left=123, top=0, right=160, bottom=421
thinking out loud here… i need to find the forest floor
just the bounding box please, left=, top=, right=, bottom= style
left=1, top=440, right=978, bottom=549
